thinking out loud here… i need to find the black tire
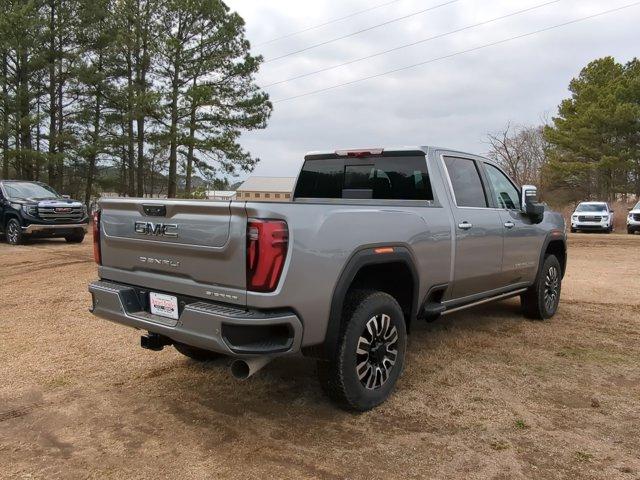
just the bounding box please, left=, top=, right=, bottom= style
left=174, top=342, right=222, bottom=361
left=65, top=230, right=85, bottom=243
left=570, top=227, right=576, bottom=233
left=5, top=218, right=25, bottom=245
left=317, top=290, right=407, bottom=411
left=628, top=227, right=635, bottom=235
left=521, top=255, right=562, bottom=320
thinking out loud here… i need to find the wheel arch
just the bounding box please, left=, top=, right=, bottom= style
left=316, top=245, right=419, bottom=360
left=539, top=231, right=567, bottom=278
left=4, top=212, right=21, bottom=229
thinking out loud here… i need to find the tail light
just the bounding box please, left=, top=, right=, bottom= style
left=93, top=210, right=101, bottom=265
left=246, top=218, right=288, bottom=292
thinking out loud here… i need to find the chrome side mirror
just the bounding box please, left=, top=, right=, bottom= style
left=521, top=185, right=545, bottom=223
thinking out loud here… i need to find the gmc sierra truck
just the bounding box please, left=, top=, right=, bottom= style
left=0, top=180, right=88, bottom=245
left=89, top=146, right=566, bottom=411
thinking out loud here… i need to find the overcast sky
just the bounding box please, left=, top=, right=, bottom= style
left=223, top=0, right=639, bottom=180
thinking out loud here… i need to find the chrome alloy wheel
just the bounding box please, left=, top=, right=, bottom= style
left=7, top=221, right=19, bottom=244
left=356, top=314, right=399, bottom=390
left=544, top=265, right=559, bottom=312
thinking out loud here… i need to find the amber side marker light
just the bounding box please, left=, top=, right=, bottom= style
left=374, top=247, right=394, bottom=254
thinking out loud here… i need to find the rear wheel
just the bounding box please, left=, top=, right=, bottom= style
left=521, top=255, right=562, bottom=320
left=174, top=342, right=222, bottom=361
left=65, top=230, right=85, bottom=243
left=6, top=219, right=25, bottom=245
left=317, top=290, right=407, bottom=411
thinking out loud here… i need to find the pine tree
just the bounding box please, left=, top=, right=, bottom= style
left=157, top=0, right=271, bottom=198
left=545, top=56, right=640, bottom=201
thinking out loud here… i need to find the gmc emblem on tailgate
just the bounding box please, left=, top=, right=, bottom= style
left=134, top=221, right=179, bottom=238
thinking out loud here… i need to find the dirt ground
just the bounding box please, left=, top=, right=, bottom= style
left=1, top=232, right=639, bottom=480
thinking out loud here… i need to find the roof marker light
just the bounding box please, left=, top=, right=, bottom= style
left=335, top=148, right=384, bottom=157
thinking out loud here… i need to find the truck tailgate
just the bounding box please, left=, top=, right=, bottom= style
left=98, top=199, right=247, bottom=305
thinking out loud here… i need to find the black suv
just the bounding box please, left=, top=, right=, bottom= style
left=0, top=180, right=89, bottom=245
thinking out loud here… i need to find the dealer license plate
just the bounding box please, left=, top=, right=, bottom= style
left=149, top=292, right=179, bottom=320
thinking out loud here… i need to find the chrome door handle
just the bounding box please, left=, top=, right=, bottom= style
left=458, top=222, right=473, bottom=230
left=504, top=221, right=515, bottom=229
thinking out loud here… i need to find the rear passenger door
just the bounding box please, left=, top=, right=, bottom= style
left=442, top=156, right=504, bottom=299
left=482, top=162, right=539, bottom=285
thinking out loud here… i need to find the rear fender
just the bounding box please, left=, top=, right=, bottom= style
left=320, top=245, right=419, bottom=359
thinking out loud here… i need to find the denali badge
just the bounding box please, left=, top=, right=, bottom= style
left=134, top=221, right=178, bottom=238
left=139, top=256, right=180, bottom=268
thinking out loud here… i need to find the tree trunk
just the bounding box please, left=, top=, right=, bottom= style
left=184, top=81, right=197, bottom=197
left=47, top=0, right=57, bottom=187
left=18, top=48, right=34, bottom=180
left=1, top=51, right=9, bottom=180
left=126, top=53, right=135, bottom=196
left=134, top=0, right=149, bottom=197
left=167, top=68, right=180, bottom=198
left=85, top=55, right=102, bottom=209
left=56, top=56, right=64, bottom=191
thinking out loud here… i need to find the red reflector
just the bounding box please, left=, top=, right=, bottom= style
left=247, top=219, right=289, bottom=292
left=93, top=210, right=102, bottom=265
left=374, top=247, right=394, bottom=254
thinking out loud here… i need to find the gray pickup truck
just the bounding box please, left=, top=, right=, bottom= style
left=89, top=146, right=566, bottom=411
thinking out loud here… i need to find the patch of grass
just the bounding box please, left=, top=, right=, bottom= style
left=555, top=347, right=630, bottom=365
left=575, top=451, right=594, bottom=462
left=490, top=440, right=510, bottom=451
left=514, top=419, right=529, bottom=430
left=47, top=375, right=72, bottom=389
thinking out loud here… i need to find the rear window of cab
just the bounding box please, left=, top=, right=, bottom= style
left=294, top=155, right=433, bottom=201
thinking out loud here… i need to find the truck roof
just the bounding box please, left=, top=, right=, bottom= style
left=304, top=146, right=493, bottom=162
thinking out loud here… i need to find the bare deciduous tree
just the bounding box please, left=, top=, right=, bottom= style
left=486, top=123, right=548, bottom=187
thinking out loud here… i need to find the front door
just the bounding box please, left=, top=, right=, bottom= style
left=482, top=162, right=540, bottom=285
left=442, top=156, right=504, bottom=299
left=0, top=187, right=6, bottom=233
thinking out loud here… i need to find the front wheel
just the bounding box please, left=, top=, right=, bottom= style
left=521, top=255, right=562, bottom=320
left=65, top=230, right=85, bottom=243
left=318, top=290, right=407, bottom=411
left=6, top=219, right=25, bottom=245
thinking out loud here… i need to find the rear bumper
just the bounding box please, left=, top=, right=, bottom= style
left=23, top=223, right=88, bottom=234
left=88, top=280, right=303, bottom=357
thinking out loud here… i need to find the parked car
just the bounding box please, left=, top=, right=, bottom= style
left=0, top=180, right=89, bottom=245
left=570, top=201, right=614, bottom=233
left=88, top=146, right=567, bottom=411
left=628, top=201, right=640, bottom=234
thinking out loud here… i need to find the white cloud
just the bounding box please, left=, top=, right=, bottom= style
left=225, top=0, right=639, bottom=177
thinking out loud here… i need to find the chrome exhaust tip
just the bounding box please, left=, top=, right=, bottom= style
left=230, top=356, right=272, bottom=380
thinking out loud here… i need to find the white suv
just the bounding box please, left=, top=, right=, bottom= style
left=570, top=202, right=613, bottom=233
left=628, top=201, right=640, bottom=234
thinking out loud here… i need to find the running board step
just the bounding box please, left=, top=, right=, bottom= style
left=422, top=302, right=446, bottom=316
left=442, top=288, right=527, bottom=316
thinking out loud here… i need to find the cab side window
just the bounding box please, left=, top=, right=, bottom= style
left=443, top=157, right=487, bottom=208
left=484, top=163, right=520, bottom=210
